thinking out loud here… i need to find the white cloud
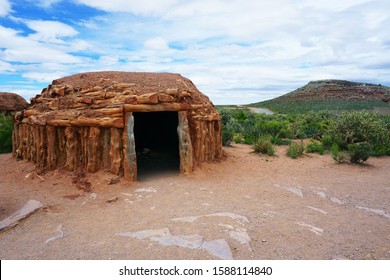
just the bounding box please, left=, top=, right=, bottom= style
left=75, top=0, right=178, bottom=16
left=2, top=0, right=390, bottom=104
left=0, top=25, right=82, bottom=63
left=25, top=20, right=79, bottom=43
left=22, top=71, right=68, bottom=83
left=144, top=37, right=169, bottom=50
left=0, top=0, right=11, bottom=17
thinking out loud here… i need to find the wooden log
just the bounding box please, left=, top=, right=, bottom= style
left=48, top=98, right=59, bottom=110
left=122, top=112, right=137, bottom=181
left=64, top=127, right=78, bottom=171
left=91, top=99, right=121, bottom=108
left=17, top=124, right=25, bottom=159
left=214, top=121, right=223, bottom=159
left=80, top=86, right=103, bottom=94
left=71, top=117, right=123, bottom=128
left=32, top=125, right=39, bottom=163
left=181, top=91, right=192, bottom=97
left=137, top=93, right=159, bottom=104
left=165, top=88, right=178, bottom=95
left=109, top=128, right=122, bottom=175
left=56, top=127, right=66, bottom=167
left=158, top=93, right=176, bottom=103
left=87, top=127, right=100, bottom=173
left=80, top=127, right=88, bottom=168
left=124, top=103, right=189, bottom=112
left=100, top=128, right=111, bottom=170
left=190, top=104, right=207, bottom=109
left=192, top=114, right=220, bottom=121
left=209, top=121, right=215, bottom=161
left=46, top=117, right=124, bottom=128
left=46, top=126, right=57, bottom=170
left=178, top=111, right=194, bottom=174
left=82, top=91, right=106, bottom=99
left=34, top=97, right=52, bottom=103
left=24, top=110, right=42, bottom=117
left=27, top=115, right=47, bottom=126
left=37, top=125, right=47, bottom=170
left=112, top=82, right=136, bottom=90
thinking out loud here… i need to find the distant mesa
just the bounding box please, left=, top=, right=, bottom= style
left=0, top=92, right=29, bottom=114
left=275, top=80, right=390, bottom=103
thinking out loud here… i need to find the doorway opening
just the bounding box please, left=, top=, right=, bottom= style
left=133, top=111, right=180, bottom=180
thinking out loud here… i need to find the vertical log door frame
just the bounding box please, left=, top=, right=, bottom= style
left=122, top=105, right=193, bottom=181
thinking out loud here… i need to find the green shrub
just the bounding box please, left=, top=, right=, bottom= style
left=222, top=127, right=234, bottom=146
left=321, top=134, right=333, bottom=150
left=306, top=139, right=325, bottom=155
left=233, top=133, right=244, bottom=144
left=347, top=143, right=371, bottom=163
left=271, top=135, right=291, bottom=145
left=331, top=144, right=348, bottom=163
left=286, top=141, right=305, bottom=159
left=327, top=111, right=389, bottom=158
left=252, top=135, right=275, bottom=156
left=0, top=114, right=14, bottom=153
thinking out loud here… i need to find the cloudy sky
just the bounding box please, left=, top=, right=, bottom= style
left=0, top=0, right=389, bottom=104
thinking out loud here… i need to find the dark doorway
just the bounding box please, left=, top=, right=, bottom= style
left=133, top=111, right=180, bottom=180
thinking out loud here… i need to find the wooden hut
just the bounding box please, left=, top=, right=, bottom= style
left=12, top=72, right=222, bottom=181
left=0, top=92, right=29, bottom=115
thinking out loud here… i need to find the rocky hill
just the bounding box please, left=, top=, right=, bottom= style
left=276, top=80, right=390, bottom=102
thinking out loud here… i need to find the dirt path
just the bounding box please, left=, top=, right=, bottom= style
left=0, top=144, right=389, bottom=260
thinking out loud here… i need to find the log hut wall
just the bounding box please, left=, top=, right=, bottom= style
left=12, top=72, right=222, bottom=181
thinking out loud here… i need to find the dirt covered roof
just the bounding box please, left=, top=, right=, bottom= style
left=21, top=71, right=219, bottom=128
left=0, top=92, right=29, bottom=112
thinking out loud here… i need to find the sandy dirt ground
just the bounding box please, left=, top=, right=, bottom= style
left=0, top=144, right=389, bottom=260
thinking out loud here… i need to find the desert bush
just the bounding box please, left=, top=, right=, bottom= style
left=233, top=133, right=244, bottom=144
left=321, top=134, right=333, bottom=150
left=306, top=139, right=325, bottom=155
left=252, top=135, right=275, bottom=156
left=219, top=109, right=235, bottom=146
left=331, top=144, right=348, bottom=163
left=0, top=113, right=13, bottom=153
left=286, top=141, right=305, bottom=159
left=328, top=111, right=389, bottom=157
left=347, top=143, right=371, bottom=163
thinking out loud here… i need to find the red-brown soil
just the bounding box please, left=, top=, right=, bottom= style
left=0, top=144, right=389, bottom=260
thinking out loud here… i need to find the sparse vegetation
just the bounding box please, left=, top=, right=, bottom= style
left=217, top=107, right=390, bottom=163
left=0, top=113, right=13, bottom=153
left=251, top=135, right=275, bottom=156
left=331, top=144, right=348, bottom=163
left=306, top=139, right=325, bottom=155
left=286, top=141, right=305, bottom=159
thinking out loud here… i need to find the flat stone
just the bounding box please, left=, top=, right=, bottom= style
left=153, top=234, right=204, bottom=249
left=172, top=212, right=249, bottom=224
left=296, top=221, right=324, bottom=235
left=134, top=187, right=157, bottom=193
left=45, top=224, right=64, bottom=243
left=0, top=200, right=42, bottom=232
left=116, top=228, right=171, bottom=239
left=356, top=206, right=390, bottom=219
left=229, top=230, right=251, bottom=245
left=201, top=239, right=234, bottom=260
